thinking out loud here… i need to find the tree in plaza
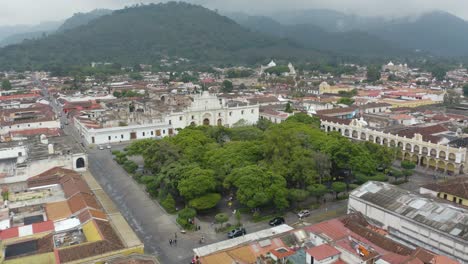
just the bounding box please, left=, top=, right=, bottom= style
left=314, top=152, right=331, bottom=184
left=215, top=213, right=229, bottom=227
left=307, top=184, right=328, bottom=203
left=225, top=165, right=289, bottom=210
left=389, top=169, right=404, bottom=182
left=331, top=182, right=347, bottom=199
left=221, top=80, right=233, bottom=93
left=286, top=147, right=319, bottom=189
left=402, top=169, right=414, bottom=181
left=285, top=113, right=321, bottom=128
left=178, top=167, right=216, bottom=200
left=401, top=161, right=416, bottom=170
left=1, top=79, right=11, bottom=90
left=140, top=140, right=181, bottom=173
left=189, top=193, right=221, bottom=210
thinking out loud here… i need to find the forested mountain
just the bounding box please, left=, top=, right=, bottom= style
left=234, top=15, right=409, bottom=58
left=369, top=11, right=468, bottom=57
left=57, top=9, right=113, bottom=32
left=268, top=9, right=468, bottom=57
left=0, top=2, right=323, bottom=71
left=0, top=21, right=62, bottom=47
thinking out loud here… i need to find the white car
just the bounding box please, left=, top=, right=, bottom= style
left=297, top=210, right=311, bottom=218
left=106, top=145, right=111, bottom=149
left=98, top=145, right=104, bottom=150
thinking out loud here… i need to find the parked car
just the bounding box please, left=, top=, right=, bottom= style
left=297, top=210, right=311, bottom=218
left=98, top=145, right=104, bottom=150
left=269, top=217, right=285, bottom=226
left=227, top=227, right=246, bottom=238
left=106, top=145, right=111, bottom=149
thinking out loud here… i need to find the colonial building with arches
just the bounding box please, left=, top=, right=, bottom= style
left=76, top=92, right=259, bottom=145
left=320, top=116, right=467, bottom=175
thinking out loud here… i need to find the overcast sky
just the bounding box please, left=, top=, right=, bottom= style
left=1, top=0, right=468, bottom=26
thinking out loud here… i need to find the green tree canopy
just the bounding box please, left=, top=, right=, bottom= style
left=463, top=84, right=468, bottom=96
left=337, top=97, right=355, bottom=106
left=225, top=165, right=289, bottom=209
left=1, top=79, right=12, bottom=90
left=308, top=184, right=329, bottom=202
left=331, top=182, right=347, bottom=199
left=189, top=193, right=221, bottom=210
left=285, top=113, right=320, bottom=128
left=178, top=167, right=216, bottom=200
left=222, top=80, right=233, bottom=93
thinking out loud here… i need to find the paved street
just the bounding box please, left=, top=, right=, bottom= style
left=88, top=149, right=198, bottom=264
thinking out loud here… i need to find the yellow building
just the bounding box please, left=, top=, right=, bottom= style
left=420, top=179, right=468, bottom=206
left=319, top=82, right=354, bottom=95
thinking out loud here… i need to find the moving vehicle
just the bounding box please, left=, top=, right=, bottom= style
left=269, top=217, right=285, bottom=226
left=106, top=145, right=111, bottom=149
left=227, top=227, right=246, bottom=238
left=98, top=145, right=104, bottom=150
left=297, top=210, right=311, bottom=218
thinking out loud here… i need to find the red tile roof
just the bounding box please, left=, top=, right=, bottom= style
left=27, top=167, right=79, bottom=189
left=318, top=115, right=352, bottom=125
left=67, top=193, right=101, bottom=214
left=306, top=244, right=340, bottom=261
left=60, top=173, right=92, bottom=198
left=32, top=220, right=55, bottom=234
left=304, top=218, right=349, bottom=241
left=0, top=93, right=39, bottom=100
left=10, top=128, right=62, bottom=137
left=0, top=226, right=19, bottom=240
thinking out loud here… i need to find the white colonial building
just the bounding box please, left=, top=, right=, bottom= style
left=320, top=117, right=467, bottom=175
left=0, top=135, right=87, bottom=191
left=75, top=92, right=259, bottom=145
left=349, top=181, right=468, bottom=263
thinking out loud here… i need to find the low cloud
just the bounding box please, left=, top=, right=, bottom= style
left=1, top=0, right=467, bottom=26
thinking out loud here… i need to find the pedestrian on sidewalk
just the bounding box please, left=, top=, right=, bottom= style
left=173, top=238, right=177, bottom=246
left=169, top=239, right=173, bottom=246
left=174, top=232, right=177, bottom=240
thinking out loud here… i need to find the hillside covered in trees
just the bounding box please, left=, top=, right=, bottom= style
left=119, top=114, right=395, bottom=214
left=0, top=2, right=321, bottom=71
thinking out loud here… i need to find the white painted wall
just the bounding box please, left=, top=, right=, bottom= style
left=0, top=146, right=27, bottom=162
left=348, top=195, right=468, bottom=263
left=306, top=252, right=340, bottom=264
left=0, top=120, right=60, bottom=134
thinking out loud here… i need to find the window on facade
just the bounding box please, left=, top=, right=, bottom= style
left=218, top=113, right=221, bottom=117
left=163, top=130, right=166, bottom=134
left=229, top=112, right=232, bottom=116
left=179, top=116, right=183, bottom=121
left=169, top=120, right=172, bottom=125
left=143, top=132, right=145, bottom=136
left=121, top=134, right=124, bottom=139
left=17, top=125, right=19, bottom=128
left=39, top=123, right=42, bottom=125
left=443, top=194, right=447, bottom=199
left=18, top=152, right=22, bottom=157
left=108, top=136, right=111, bottom=140
left=241, top=110, right=244, bottom=115
left=251, top=109, right=254, bottom=114
left=28, top=124, right=30, bottom=127
left=192, top=115, right=195, bottom=120
left=459, top=199, right=463, bottom=204
left=151, top=131, right=154, bottom=136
